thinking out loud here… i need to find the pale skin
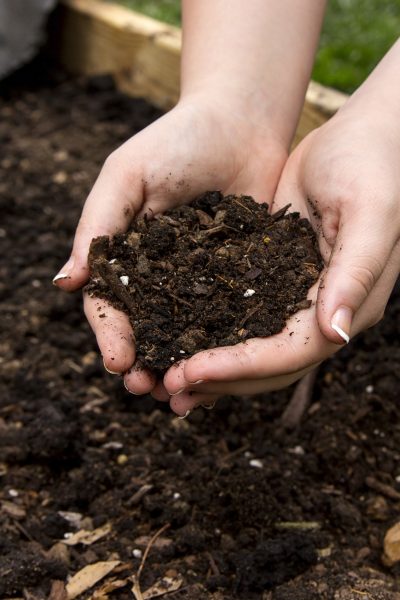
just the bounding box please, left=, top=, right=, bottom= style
left=54, top=2, right=400, bottom=416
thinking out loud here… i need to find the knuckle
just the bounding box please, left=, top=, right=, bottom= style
left=103, top=149, right=121, bottom=171
left=366, top=309, right=385, bottom=329
left=348, top=258, right=383, bottom=298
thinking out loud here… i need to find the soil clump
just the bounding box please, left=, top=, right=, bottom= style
left=86, top=194, right=322, bottom=371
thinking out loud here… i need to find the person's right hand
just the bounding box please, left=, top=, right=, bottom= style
left=53, top=95, right=288, bottom=401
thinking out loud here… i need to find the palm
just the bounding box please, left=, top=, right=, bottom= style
left=78, top=100, right=286, bottom=397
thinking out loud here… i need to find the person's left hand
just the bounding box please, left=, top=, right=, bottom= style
left=164, top=106, right=400, bottom=416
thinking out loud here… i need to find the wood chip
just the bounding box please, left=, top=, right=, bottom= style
left=48, top=580, right=68, bottom=600
left=62, top=523, right=111, bottom=546
left=66, top=560, right=120, bottom=599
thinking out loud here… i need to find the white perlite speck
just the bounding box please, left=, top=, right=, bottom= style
left=244, top=289, right=256, bottom=298
left=120, top=275, right=129, bottom=286
left=249, top=459, right=263, bottom=469
left=132, top=549, right=142, bottom=558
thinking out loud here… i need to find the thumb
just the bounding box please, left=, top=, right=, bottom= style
left=53, top=155, right=142, bottom=291
left=316, top=209, right=395, bottom=344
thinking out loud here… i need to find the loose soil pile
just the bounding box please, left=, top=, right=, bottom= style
left=86, top=194, right=322, bottom=371
left=1, top=61, right=400, bottom=599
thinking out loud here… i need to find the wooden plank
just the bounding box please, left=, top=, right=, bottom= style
left=54, top=0, right=348, bottom=139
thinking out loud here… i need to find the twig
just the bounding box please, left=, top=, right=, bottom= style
left=232, top=198, right=253, bottom=214
left=281, top=369, right=318, bottom=429
left=206, top=551, right=220, bottom=576
left=269, top=203, right=291, bottom=222
left=164, top=289, right=194, bottom=309
left=130, top=523, right=170, bottom=600
left=238, top=301, right=264, bottom=329
left=96, top=260, right=137, bottom=313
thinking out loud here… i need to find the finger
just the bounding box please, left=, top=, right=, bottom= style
left=170, top=392, right=221, bottom=417
left=163, top=298, right=335, bottom=390
left=316, top=205, right=397, bottom=344
left=351, top=243, right=400, bottom=332
left=123, top=364, right=157, bottom=396
left=164, top=360, right=187, bottom=395
left=151, top=380, right=170, bottom=402
left=177, top=365, right=317, bottom=397
left=84, top=293, right=135, bottom=374
left=53, top=153, right=142, bottom=291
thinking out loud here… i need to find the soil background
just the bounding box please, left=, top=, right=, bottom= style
left=1, top=61, right=400, bottom=599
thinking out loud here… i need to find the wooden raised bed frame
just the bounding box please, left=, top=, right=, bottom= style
left=54, top=0, right=348, bottom=145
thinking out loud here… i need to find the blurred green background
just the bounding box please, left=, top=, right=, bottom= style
left=111, top=0, right=399, bottom=94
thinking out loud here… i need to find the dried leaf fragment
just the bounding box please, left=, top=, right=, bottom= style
left=88, top=577, right=128, bottom=599
left=142, top=576, right=183, bottom=599
left=66, top=560, right=120, bottom=599
left=62, top=523, right=111, bottom=546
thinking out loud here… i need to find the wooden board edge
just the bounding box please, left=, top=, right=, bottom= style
left=54, top=0, right=348, bottom=137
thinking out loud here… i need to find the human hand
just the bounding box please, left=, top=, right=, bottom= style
left=53, top=95, right=287, bottom=398
left=164, top=105, right=400, bottom=415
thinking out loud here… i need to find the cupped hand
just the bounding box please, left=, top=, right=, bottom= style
left=53, top=96, right=287, bottom=395
left=165, top=107, right=400, bottom=415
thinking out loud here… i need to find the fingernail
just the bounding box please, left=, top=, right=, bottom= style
left=123, top=379, right=141, bottom=395
left=53, top=257, right=75, bottom=284
left=103, top=358, right=120, bottom=375
left=170, top=387, right=185, bottom=396
left=191, top=380, right=205, bottom=385
left=201, top=401, right=216, bottom=410
left=331, top=306, right=352, bottom=344
left=177, top=410, right=191, bottom=420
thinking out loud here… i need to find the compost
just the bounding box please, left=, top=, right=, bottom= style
left=86, top=193, right=322, bottom=371
left=1, top=62, right=400, bottom=599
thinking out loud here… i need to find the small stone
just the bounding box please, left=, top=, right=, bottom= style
left=244, top=289, right=256, bottom=298
left=249, top=459, right=263, bottom=468
left=382, top=522, right=400, bottom=566
left=173, top=492, right=181, bottom=500
left=52, top=170, right=68, bottom=184
left=8, top=489, right=18, bottom=497
left=109, top=258, right=117, bottom=264
left=366, top=385, right=374, bottom=393
left=132, top=548, right=142, bottom=558
left=117, top=454, right=128, bottom=465
left=120, top=275, right=129, bottom=286
left=366, top=495, right=389, bottom=521
left=193, top=283, right=209, bottom=295
left=54, top=149, right=69, bottom=162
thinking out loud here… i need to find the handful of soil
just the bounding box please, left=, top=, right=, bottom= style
left=86, top=192, right=323, bottom=372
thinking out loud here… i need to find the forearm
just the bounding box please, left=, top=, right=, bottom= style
left=180, top=0, right=326, bottom=148
left=339, top=39, right=400, bottom=133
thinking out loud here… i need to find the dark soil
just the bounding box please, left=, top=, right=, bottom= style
left=86, top=194, right=322, bottom=371
left=1, top=60, right=400, bottom=599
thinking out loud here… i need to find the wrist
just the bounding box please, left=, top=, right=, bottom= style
left=178, top=86, right=292, bottom=153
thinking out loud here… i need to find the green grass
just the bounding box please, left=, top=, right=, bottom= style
left=113, top=0, right=181, bottom=25
left=314, top=0, right=399, bottom=93
left=110, top=0, right=399, bottom=94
